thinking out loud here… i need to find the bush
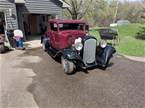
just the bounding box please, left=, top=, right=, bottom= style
left=136, top=27, right=145, bottom=40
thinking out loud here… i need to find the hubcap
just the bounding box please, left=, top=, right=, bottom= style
left=62, top=57, right=68, bottom=73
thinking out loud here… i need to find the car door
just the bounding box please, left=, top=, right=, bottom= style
left=49, top=23, right=59, bottom=49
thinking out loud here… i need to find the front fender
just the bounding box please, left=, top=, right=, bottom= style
left=97, top=45, right=116, bottom=66
left=62, top=48, right=81, bottom=61
left=104, top=45, right=116, bottom=63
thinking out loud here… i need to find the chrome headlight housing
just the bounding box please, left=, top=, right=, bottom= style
left=100, top=40, right=107, bottom=48
left=74, top=37, right=83, bottom=51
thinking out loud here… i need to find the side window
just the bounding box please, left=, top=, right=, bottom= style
left=78, top=24, right=84, bottom=30
left=50, top=23, right=58, bottom=31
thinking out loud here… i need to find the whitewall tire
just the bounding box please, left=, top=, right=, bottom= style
left=61, top=56, right=74, bottom=74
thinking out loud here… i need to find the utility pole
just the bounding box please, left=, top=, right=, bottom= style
left=113, top=0, right=119, bottom=23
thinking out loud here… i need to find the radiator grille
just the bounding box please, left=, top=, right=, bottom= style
left=83, top=38, right=97, bottom=65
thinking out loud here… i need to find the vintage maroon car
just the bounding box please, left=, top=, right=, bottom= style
left=42, top=19, right=116, bottom=74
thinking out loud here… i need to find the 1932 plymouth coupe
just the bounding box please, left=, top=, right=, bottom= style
left=42, top=19, right=116, bottom=74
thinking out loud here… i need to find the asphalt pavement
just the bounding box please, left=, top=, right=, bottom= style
left=0, top=48, right=145, bottom=108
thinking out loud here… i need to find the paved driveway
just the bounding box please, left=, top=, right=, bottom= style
left=0, top=48, right=145, bottom=108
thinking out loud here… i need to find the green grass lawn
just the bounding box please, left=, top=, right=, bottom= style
left=90, top=23, right=145, bottom=57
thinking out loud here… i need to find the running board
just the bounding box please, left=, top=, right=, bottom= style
left=48, top=46, right=61, bottom=58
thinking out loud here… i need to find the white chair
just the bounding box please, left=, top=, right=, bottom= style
left=14, top=29, right=23, bottom=38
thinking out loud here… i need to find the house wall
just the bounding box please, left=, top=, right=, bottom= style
left=16, top=0, right=63, bottom=34
left=0, top=0, right=63, bottom=31
left=0, top=0, right=18, bottom=30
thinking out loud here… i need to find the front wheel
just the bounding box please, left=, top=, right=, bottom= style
left=61, top=56, right=75, bottom=74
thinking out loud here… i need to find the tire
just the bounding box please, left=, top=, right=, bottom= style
left=0, top=44, right=5, bottom=53
left=61, top=56, right=74, bottom=74
left=42, top=38, right=48, bottom=51
left=42, top=40, right=46, bottom=51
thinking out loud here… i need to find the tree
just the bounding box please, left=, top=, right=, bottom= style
left=84, top=0, right=118, bottom=26
left=136, top=8, right=145, bottom=40
left=64, top=0, right=144, bottom=26
left=116, top=1, right=144, bottom=23
left=64, top=0, right=92, bottom=20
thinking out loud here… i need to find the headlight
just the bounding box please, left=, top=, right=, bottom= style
left=74, top=37, right=83, bottom=51
left=100, top=40, right=107, bottom=48
left=75, top=42, right=83, bottom=51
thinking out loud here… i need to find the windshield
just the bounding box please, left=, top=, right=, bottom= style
left=59, top=23, right=85, bottom=31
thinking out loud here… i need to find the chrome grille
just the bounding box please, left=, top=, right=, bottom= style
left=83, top=38, right=97, bottom=65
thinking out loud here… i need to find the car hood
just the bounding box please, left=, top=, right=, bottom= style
left=60, top=30, right=85, bottom=45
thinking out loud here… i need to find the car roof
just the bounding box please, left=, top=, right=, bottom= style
left=49, top=19, right=86, bottom=24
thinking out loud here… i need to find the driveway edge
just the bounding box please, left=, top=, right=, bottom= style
left=123, top=55, right=145, bottom=63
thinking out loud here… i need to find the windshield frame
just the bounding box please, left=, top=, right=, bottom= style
left=58, top=23, right=86, bottom=31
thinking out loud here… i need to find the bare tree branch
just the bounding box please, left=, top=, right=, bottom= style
left=65, top=0, right=92, bottom=19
